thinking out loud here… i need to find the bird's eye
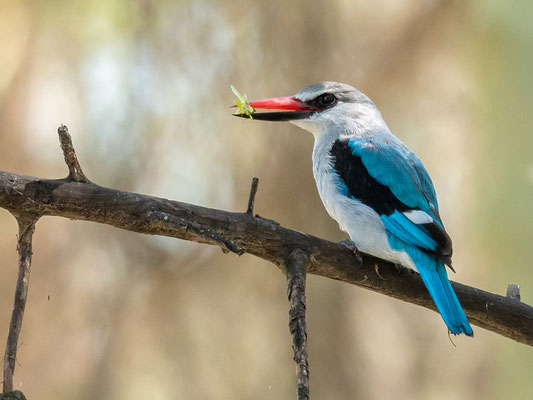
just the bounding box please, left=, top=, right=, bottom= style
left=317, top=93, right=337, bottom=107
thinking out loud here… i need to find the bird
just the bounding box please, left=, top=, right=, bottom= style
left=233, top=81, right=473, bottom=336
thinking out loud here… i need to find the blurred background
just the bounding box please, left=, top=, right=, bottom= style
left=1, top=0, right=532, bottom=399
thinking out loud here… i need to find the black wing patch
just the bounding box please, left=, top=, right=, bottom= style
left=330, top=140, right=453, bottom=266
left=330, top=140, right=409, bottom=216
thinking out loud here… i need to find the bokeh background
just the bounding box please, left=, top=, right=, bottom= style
left=1, top=0, right=532, bottom=399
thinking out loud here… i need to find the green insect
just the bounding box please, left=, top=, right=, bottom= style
left=231, top=85, right=255, bottom=119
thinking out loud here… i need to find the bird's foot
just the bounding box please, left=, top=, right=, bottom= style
left=339, top=239, right=363, bottom=265
left=392, top=263, right=403, bottom=274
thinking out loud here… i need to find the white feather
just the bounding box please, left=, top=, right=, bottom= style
left=403, top=210, right=433, bottom=224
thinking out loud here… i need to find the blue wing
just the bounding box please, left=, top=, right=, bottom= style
left=330, top=137, right=452, bottom=264
left=348, top=136, right=438, bottom=218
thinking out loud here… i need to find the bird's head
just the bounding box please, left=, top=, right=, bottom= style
left=234, top=81, right=387, bottom=137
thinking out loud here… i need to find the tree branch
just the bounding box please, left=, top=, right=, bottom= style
left=3, top=215, right=37, bottom=393
left=0, top=128, right=532, bottom=348
left=285, top=249, right=310, bottom=400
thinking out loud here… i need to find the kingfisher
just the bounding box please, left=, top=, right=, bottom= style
left=233, top=81, right=473, bottom=336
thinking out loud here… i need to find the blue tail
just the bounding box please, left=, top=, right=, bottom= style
left=407, top=248, right=473, bottom=336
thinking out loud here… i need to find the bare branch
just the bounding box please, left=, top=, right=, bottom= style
left=285, top=249, right=310, bottom=400
left=3, top=215, right=37, bottom=393
left=148, top=210, right=244, bottom=255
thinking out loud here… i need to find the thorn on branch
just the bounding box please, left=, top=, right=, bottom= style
left=374, top=263, right=386, bottom=281
left=57, top=125, right=90, bottom=183
left=246, top=177, right=259, bottom=215
left=506, top=284, right=521, bottom=301
left=285, top=249, right=310, bottom=400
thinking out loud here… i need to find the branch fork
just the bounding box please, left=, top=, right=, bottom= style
left=3, top=125, right=89, bottom=394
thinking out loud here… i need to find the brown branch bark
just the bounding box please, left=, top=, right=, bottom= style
left=0, top=127, right=532, bottom=349
left=285, top=249, right=310, bottom=400
left=3, top=215, right=37, bottom=393
left=58, top=124, right=90, bottom=183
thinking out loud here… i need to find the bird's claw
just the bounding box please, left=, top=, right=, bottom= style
left=339, top=239, right=363, bottom=265
left=393, top=263, right=403, bottom=274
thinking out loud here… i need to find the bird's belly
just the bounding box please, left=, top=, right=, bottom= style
left=316, top=172, right=413, bottom=267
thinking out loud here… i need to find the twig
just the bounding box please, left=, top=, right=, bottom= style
left=374, top=263, right=386, bottom=281
left=246, top=177, right=259, bottom=215
left=285, top=249, right=310, bottom=400
left=3, top=215, right=37, bottom=393
left=147, top=210, right=245, bottom=255
left=58, top=125, right=90, bottom=183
